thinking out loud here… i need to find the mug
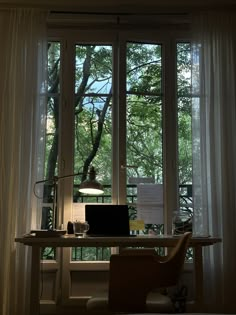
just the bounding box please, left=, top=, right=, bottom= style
left=73, top=221, right=90, bottom=237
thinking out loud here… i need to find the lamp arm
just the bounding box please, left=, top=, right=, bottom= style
left=34, top=167, right=103, bottom=229
left=55, top=172, right=83, bottom=181
left=34, top=172, right=83, bottom=230
left=35, top=172, right=84, bottom=185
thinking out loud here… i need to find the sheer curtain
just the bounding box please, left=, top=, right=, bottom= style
left=0, top=9, right=47, bottom=315
left=192, top=11, right=236, bottom=312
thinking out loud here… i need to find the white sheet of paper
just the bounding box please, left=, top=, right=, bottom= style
left=137, top=184, right=163, bottom=224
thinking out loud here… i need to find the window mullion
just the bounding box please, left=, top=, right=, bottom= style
left=163, top=37, right=179, bottom=234
left=112, top=35, right=119, bottom=204
left=58, top=37, right=75, bottom=227
left=117, top=35, right=127, bottom=205
left=59, top=37, right=76, bottom=305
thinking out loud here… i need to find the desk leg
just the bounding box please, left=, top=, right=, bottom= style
left=30, top=246, right=40, bottom=315
left=194, top=245, right=204, bottom=311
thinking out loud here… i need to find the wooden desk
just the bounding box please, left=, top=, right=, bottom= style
left=15, top=234, right=221, bottom=314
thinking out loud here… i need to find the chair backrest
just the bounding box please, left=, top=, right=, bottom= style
left=108, top=232, right=192, bottom=313
left=155, top=232, right=192, bottom=287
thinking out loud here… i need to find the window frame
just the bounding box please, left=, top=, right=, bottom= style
left=44, top=22, right=192, bottom=305
left=47, top=26, right=192, bottom=241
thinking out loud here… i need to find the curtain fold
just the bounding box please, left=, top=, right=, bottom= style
left=0, top=9, right=47, bottom=315
left=192, top=11, right=236, bottom=312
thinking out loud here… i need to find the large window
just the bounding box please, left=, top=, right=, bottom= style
left=40, top=28, right=193, bottom=261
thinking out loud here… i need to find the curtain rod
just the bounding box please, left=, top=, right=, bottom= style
left=50, top=10, right=189, bottom=16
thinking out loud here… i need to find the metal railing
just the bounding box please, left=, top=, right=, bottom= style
left=41, top=184, right=193, bottom=261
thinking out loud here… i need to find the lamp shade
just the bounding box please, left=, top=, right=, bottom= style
left=79, top=166, right=104, bottom=195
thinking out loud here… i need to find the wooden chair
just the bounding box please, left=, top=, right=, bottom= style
left=86, top=232, right=192, bottom=314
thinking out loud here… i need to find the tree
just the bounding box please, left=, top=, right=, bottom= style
left=46, top=41, right=192, bottom=195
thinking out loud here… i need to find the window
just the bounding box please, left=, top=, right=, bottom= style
left=40, top=25, right=192, bottom=262
left=34, top=17, right=196, bottom=307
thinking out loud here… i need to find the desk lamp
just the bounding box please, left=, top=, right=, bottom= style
left=34, top=166, right=104, bottom=230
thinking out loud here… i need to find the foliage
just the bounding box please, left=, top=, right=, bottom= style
left=40, top=40, right=193, bottom=262
left=45, top=41, right=192, bottom=195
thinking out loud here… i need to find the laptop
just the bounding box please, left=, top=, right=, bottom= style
left=85, top=204, right=131, bottom=237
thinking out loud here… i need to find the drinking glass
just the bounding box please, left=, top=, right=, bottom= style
left=73, top=221, right=90, bottom=237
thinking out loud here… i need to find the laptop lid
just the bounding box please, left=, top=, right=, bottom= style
left=85, top=204, right=130, bottom=237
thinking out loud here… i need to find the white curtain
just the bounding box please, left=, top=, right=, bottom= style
left=0, top=9, right=47, bottom=315
left=192, top=11, right=236, bottom=312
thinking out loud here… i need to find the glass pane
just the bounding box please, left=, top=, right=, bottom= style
left=73, top=44, right=113, bottom=261
left=71, top=247, right=111, bottom=261
left=127, top=43, right=162, bottom=95
left=41, top=41, right=61, bottom=260
left=176, top=42, right=193, bottom=241
left=74, top=45, right=112, bottom=198
left=126, top=42, right=163, bottom=236
left=75, top=46, right=112, bottom=94
left=46, top=42, right=60, bottom=180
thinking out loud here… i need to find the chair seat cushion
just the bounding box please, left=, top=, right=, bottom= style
left=146, top=291, right=174, bottom=313
left=87, top=290, right=173, bottom=313
left=86, top=290, right=109, bottom=312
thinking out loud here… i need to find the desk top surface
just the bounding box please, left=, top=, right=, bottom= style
left=15, top=234, right=221, bottom=247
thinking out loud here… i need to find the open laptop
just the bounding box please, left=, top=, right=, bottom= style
left=85, top=204, right=131, bottom=237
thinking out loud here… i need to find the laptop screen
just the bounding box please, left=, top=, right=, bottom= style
left=85, top=204, right=130, bottom=237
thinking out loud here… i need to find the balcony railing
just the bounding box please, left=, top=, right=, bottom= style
left=41, top=184, right=193, bottom=261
